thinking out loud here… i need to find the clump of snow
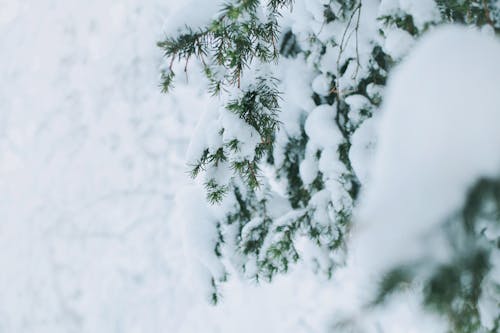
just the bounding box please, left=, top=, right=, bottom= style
left=349, top=115, right=378, bottom=185
left=299, top=154, right=319, bottom=186
left=302, top=103, right=348, bottom=208
left=310, top=190, right=335, bottom=226
left=279, top=56, right=315, bottom=134
left=304, top=0, right=326, bottom=24
left=220, top=109, right=261, bottom=162
left=379, top=0, right=440, bottom=30
left=304, top=104, right=342, bottom=149
left=345, top=94, right=371, bottom=127
left=383, top=27, right=415, bottom=60
left=312, top=74, right=332, bottom=96
left=356, top=25, right=500, bottom=273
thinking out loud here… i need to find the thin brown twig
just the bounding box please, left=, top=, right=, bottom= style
left=169, top=53, right=176, bottom=70
left=336, top=2, right=362, bottom=100
left=329, top=87, right=357, bottom=95
left=184, top=55, right=190, bottom=83
left=353, top=2, right=362, bottom=80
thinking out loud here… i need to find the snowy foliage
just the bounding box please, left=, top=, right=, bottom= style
left=162, top=0, right=500, bottom=331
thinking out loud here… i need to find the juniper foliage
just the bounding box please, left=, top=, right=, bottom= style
left=159, top=0, right=500, bottom=330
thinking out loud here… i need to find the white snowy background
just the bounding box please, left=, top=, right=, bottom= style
left=0, top=1, right=341, bottom=332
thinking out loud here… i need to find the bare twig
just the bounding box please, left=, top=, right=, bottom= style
left=169, top=53, right=176, bottom=70
left=353, top=2, right=362, bottom=79
left=184, top=55, right=190, bottom=83
left=336, top=2, right=362, bottom=100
